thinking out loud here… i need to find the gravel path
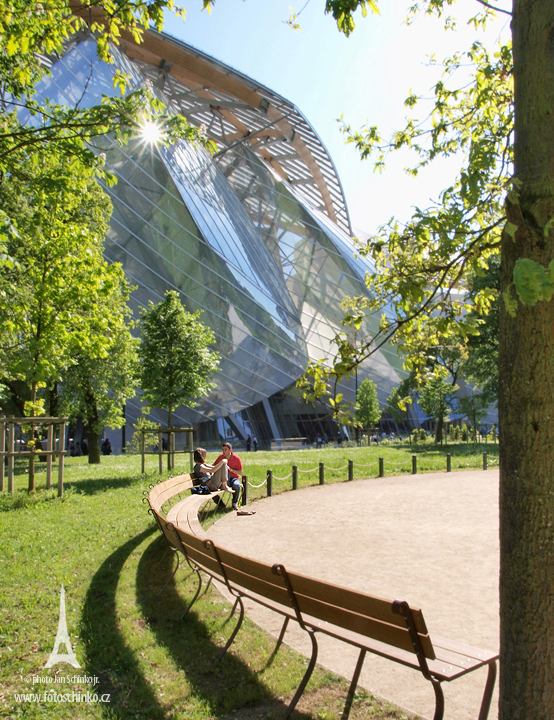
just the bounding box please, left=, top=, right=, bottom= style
left=207, top=468, right=500, bottom=720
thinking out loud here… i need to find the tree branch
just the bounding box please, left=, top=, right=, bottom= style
left=475, top=0, right=512, bottom=17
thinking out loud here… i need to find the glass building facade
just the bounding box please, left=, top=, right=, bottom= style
left=34, top=30, right=408, bottom=448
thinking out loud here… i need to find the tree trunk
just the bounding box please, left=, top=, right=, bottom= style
left=87, top=431, right=101, bottom=465
left=28, top=382, right=37, bottom=493
left=435, top=415, right=444, bottom=444
left=48, top=381, right=59, bottom=417
left=499, top=2, right=554, bottom=717
left=84, top=386, right=101, bottom=465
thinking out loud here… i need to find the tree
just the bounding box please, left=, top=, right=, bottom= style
left=0, top=153, right=128, bottom=488
left=355, top=378, right=381, bottom=435
left=311, top=2, right=554, bottom=716
left=460, top=258, right=499, bottom=404
left=0, top=1, right=211, bottom=184
left=418, top=368, right=457, bottom=444
left=138, top=291, right=220, bottom=429
left=385, top=373, right=418, bottom=427
left=456, top=392, right=490, bottom=441
left=59, top=274, right=138, bottom=464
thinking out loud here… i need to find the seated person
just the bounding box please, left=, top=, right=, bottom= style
left=213, top=442, right=243, bottom=511
left=192, top=448, right=228, bottom=493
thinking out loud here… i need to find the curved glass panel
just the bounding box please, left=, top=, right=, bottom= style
left=25, top=36, right=407, bottom=440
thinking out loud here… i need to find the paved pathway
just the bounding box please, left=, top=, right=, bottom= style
left=207, top=468, right=499, bottom=720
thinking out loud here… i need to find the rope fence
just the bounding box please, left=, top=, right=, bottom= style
left=241, top=452, right=496, bottom=503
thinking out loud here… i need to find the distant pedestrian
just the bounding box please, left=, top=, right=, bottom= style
left=337, top=429, right=342, bottom=445
left=246, top=435, right=252, bottom=452
left=252, top=435, right=258, bottom=452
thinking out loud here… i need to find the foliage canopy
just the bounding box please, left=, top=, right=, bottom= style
left=138, top=291, right=220, bottom=428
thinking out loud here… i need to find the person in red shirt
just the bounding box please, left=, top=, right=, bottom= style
left=214, top=442, right=243, bottom=510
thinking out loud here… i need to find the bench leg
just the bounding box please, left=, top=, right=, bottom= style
left=157, top=551, right=180, bottom=596
left=227, top=596, right=240, bottom=622
left=285, top=630, right=318, bottom=718
left=342, top=648, right=366, bottom=720
left=275, top=616, right=290, bottom=653
left=478, top=660, right=497, bottom=720
left=179, top=567, right=203, bottom=620
left=431, top=678, right=445, bottom=720
left=150, top=543, right=169, bottom=574
left=217, top=596, right=245, bottom=661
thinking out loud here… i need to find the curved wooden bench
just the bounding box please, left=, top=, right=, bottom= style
left=147, top=473, right=227, bottom=592
left=147, top=479, right=498, bottom=720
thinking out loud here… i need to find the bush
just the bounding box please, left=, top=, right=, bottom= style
left=419, top=428, right=427, bottom=441
left=127, top=416, right=160, bottom=454
left=342, top=440, right=358, bottom=448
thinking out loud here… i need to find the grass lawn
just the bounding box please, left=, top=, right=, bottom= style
left=0, top=444, right=496, bottom=719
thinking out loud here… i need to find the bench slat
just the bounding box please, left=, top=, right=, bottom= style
left=285, top=572, right=429, bottom=635
left=293, top=592, right=435, bottom=658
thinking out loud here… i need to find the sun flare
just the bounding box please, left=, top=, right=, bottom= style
left=140, top=120, right=163, bottom=145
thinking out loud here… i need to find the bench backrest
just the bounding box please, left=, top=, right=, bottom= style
left=153, top=507, right=182, bottom=550
left=175, top=526, right=293, bottom=609
left=173, top=526, right=435, bottom=660
left=149, top=473, right=194, bottom=513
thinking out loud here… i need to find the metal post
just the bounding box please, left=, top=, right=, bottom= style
left=188, top=427, right=194, bottom=472
left=379, top=457, right=384, bottom=478
left=158, top=431, right=163, bottom=474
left=8, top=421, right=14, bottom=495
left=0, top=418, right=5, bottom=493
left=483, top=452, right=488, bottom=470
left=292, top=465, right=298, bottom=491
left=242, top=475, right=248, bottom=506
left=446, top=453, right=451, bottom=472
left=122, top=403, right=126, bottom=454
left=319, top=462, right=324, bottom=485
left=412, top=455, right=417, bottom=475
left=348, top=459, right=353, bottom=482
left=46, top=423, right=53, bottom=489
left=141, top=431, right=146, bottom=474
left=57, top=422, right=65, bottom=498
left=267, top=470, right=272, bottom=497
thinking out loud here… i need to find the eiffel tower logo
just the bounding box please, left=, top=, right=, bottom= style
left=45, top=586, right=81, bottom=669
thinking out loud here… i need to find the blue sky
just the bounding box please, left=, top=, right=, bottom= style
left=163, top=1, right=510, bottom=236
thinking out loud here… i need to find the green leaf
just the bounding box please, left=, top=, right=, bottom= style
left=513, top=258, right=554, bottom=306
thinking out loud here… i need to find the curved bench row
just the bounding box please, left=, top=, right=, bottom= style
left=147, top=473, right=498, bottom=720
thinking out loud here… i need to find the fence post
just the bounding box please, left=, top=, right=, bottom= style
left=483, top=452, right=488, bottom=470
left=141, top=431, right=146, bottom=475
left=267, top=470, right=272, bottom=497
left=412, top=455, right=417, bottom=475
left=57, top=421, right=65, bottom=498
left=0, top=418, right=5, bottom=493
left=379, top=457, right=384, bottom=478
left=188, top=427, right=194, bottom=472
left=46, top=423, right=53, bottom=489
left=241, top=475, right=248, bottom=506
left=319, top=462, right=324, bottom=485
left=348, top=459, right=353, bottom=482
left=292, top=465, right=298, bottom=491
left=8, top=421, right=14, bottom=496
left=446, top=453, right=451, bottom=472
left=158, top=431, right=163, bottom=474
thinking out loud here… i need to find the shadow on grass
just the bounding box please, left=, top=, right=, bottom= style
left=63, top=474, right=146, bottom=495
left=81, top=526, right=165, bottom=718
left=80, top=526, right=307, bottom=719
left=134, top=535, right=312, bottom=719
